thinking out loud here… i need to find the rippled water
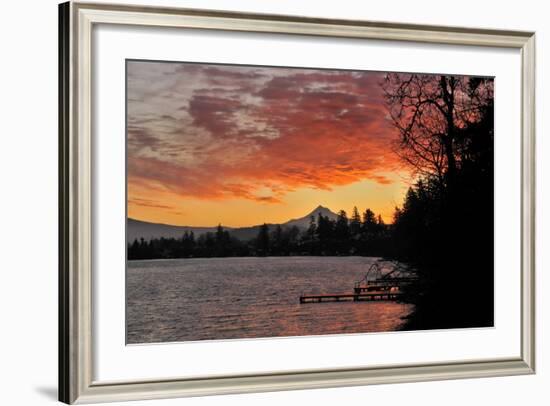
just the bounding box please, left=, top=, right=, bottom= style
left=127, top=256, right=413, bottom=344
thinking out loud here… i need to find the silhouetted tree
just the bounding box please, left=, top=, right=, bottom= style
left=270, top=225, right=284, bottom=255
left=334, top=210, right=350, bottom=254
left=382, top=74, right=493, bottom=188
left=255, top=223, right=270, bottom=256
left=316, top=214, right=334, bottom=254
left=285, top=225, right=301, bottom=255
left=384, top=75, right=495, bottom=330
left=350, top=206, right=362, bottom=237
left=362, top=208, right=377, bottom=237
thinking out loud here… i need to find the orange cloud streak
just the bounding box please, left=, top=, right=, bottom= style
left=127, top=61, right=411, bottom=225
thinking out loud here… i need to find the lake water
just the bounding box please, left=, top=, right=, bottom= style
left=127, top=256, right=413, bottom=344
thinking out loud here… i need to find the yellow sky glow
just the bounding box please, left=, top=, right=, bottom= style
left=128, top=172, right=410, bottom=227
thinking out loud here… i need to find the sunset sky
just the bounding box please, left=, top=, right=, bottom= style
left=127, top=61, right=411, bottom=227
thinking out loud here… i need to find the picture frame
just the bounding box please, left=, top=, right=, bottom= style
left=59, top=1, right=535, bottom=404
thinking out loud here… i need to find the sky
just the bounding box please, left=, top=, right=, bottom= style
left=127, top=60, right=411, bottom=227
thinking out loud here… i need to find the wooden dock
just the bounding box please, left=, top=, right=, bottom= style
left=299, top=261, right=416, bottom=304
left=299, top=290, right=402, bottom=304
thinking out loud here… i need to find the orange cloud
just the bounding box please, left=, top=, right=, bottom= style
left=127, top=62, right=407, bottom=211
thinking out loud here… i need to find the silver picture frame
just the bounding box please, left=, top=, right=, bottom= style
left=59, top=1, right=536, bottom=403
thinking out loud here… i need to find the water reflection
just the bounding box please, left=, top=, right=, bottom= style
left=127, top=256, right=413, bottom=343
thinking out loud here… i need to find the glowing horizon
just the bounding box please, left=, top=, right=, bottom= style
left=127, top=61, right=412, bottom=228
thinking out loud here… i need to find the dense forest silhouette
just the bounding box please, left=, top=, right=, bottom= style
left=383, top=74, right=494, bottom=329
left=127, top=207, right=389, bottom=259
left=128, top=73, right=494, bottom=331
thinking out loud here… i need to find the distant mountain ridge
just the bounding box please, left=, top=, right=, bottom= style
left=127, top=205, right=339, bottom=243
left=283, top=205, right=338, bottom=229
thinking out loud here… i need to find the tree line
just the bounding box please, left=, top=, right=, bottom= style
left=127, top=207, right=389, bottom=260
left=382, top=74, right=494, bottom=330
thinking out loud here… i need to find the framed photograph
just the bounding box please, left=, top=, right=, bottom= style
left=59, top=1, right=535, bottom=404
